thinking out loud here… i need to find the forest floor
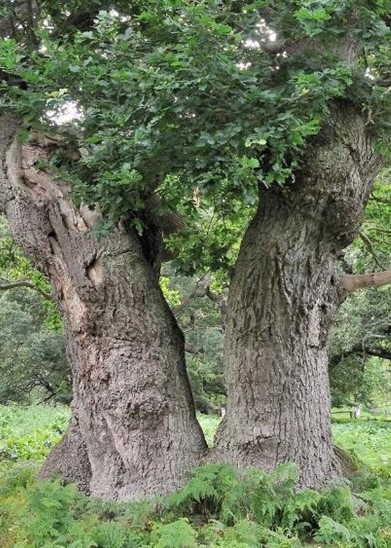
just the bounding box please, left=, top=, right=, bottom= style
left=1, top=405, right=391, bottom=546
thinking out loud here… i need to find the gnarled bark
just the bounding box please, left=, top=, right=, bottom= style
left=0, top=117, right=206, bottom=500
left=214, top=103, right=382, bottom=488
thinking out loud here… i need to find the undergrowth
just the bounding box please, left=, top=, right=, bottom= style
left=2, top=407, right=391, bottom=546
left=0, top=405, right=70, bottom=461
left=1, top=462, right=391, bottom=547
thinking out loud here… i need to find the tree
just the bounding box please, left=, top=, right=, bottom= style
left=0, top=290, right=70, bottom=404
left=0, top=120, right=207, bottom=501
left=210, top=3, right=391, bottom=487
left=167, top=271, right=227, bottom=413
left=0, top=3, right=208, bottom=500
left=329, top=177, right=391, bottom=407
left=0, top=215, right=69, bottom=403
left=0, top=0, right=390, bottom=496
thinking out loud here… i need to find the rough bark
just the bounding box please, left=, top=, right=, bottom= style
left=39, top=418, right=92, bottom=494
left=214, top=102, right=382, bottom=488
left=0, top=116, right=206, bottom=500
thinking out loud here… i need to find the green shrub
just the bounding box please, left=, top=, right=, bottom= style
left=0, top=405, right=70, bottom=464
left=152, top=518, right=198, bottom=548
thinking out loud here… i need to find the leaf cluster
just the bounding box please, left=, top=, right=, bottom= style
left=2, top=0, right=388, bottom=236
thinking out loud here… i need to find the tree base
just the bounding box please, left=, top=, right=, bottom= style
left=333, top=445, right=358, bottom=479
left=39, top=419, right=91, bottom=494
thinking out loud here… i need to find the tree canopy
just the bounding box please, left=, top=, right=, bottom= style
left=1, top=0, right=391, bottom=269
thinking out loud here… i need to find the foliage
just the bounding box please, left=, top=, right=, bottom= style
left=0, top=216, right=69, bottom=404
left=360, top=174, right=391, bottom=266
left=330, top=355, right=391, bottom=409
left=162, top=270, right=226, bottom=413
left=1, top=1, right=390, bottom=277
left=0, top=405, right=70, bottom=463
left=329, top=176, right=391, bottom=408
left=333, top=419, right=391, bottom=472
left=1, top=460, right=391, bottom=547
left=0, top=215, right=61, bottom=331
left=196, top=414, right=220, bottom=448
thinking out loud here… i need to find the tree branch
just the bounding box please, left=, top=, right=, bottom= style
left=370, top=193, right=391, bottom=205
left=0, top=279, right=52, bottom=300
left=367, top=227, right=391, bottom=235
left=364, top=347, right=391, bottom=361
left=172, top=273, right=212, bottom=316
left=330, top=344, right=391, bottom=369
left=340, top=270, right=391, bottom=292
left=185, top=344, right=204, bottom=356
left=205, top=286, right=228, bottom=329
left=171, top=273, right=228, bottom=330
left=358, top=230, right=386, bottom=269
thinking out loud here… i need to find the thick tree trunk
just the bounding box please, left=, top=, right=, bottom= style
left=214, top=102, right=382, bottom=487
left=0, top=117, right=206, bottom=500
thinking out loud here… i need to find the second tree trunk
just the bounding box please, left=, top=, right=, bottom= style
left=215, top=103, right=381, bottom=487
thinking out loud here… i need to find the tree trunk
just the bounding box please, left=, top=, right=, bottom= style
left=214, top=102, right=382, bottom=488
left=0, top=117, right=206, bottom=500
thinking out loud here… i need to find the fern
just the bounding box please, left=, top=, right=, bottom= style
left=314, top=515, right=354, bottom=546
left=165, top=464, right=237, bottom=517
left=20, top=480, right=81, bottom=545
left=316, top=485, right=355, bottom=523
left=89, top=521, right=128, bottom=548
left=358, top=488, right=391, bottom=521
left=0, top=462, right=39, bottom=497
left=280, top=489, right=321, bottom=531
left=152, top=518, right=198, bottom=548
left=2, top=457, right=391, bottom=547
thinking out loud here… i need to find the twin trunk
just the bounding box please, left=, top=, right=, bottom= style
left=0, top=102, right=380, bottom=498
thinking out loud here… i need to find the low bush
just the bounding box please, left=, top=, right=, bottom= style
left=0, top=405, right=70, bottom=462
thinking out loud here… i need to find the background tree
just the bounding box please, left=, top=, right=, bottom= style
left=0, top=291, right=70, bottom=404
left=0, top=215, right=69, bottom=404
left=329, top=174, right=391, bottom=407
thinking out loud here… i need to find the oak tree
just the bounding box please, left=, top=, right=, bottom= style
left=0, top=0, right=390, bottom=496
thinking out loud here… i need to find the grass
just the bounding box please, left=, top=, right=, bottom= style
left=199, top=411, right=391, bottom=475
left=333, top=420, right=391, bottom=471
left=0, top=404, right=70, bottom=463
left=1, top=405, right=391, bottom=473
left=197, top=413, right=220, bottom=447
